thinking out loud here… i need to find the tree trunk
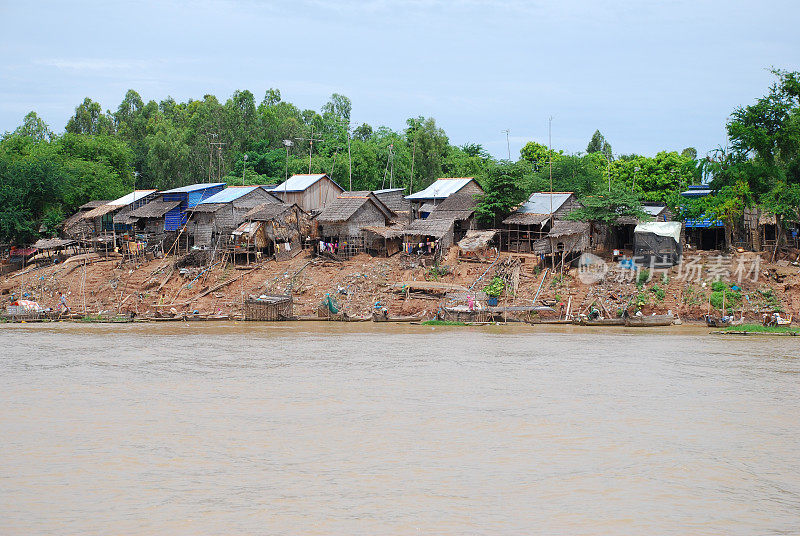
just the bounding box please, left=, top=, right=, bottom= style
left=724, top=221, right=733, bottom=251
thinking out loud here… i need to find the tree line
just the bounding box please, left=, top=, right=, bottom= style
left=1, top=69, right=797, bottom=245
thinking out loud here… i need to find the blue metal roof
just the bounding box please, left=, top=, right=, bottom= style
left=406, top=178, right=476, bottom=200
left=684, top=216, right=724, bottom=228
left=199, top=186, right=260, bottom=204
left=162, top=182, right=226, bottom=194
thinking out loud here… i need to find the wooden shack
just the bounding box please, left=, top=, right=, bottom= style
left=269, top=174, right=344, bottom=214
left=533, top=221, right=591, bottom=268
left=233, top=202, right=309, bottom=261
left=502, top=192, right=581, bottom=253
left=316, top=191, right=395, bottom=257
left=62, top=200, right=110, bottom=239
left=403, top=191, right=479, bottom=254
left=190, top=186, right=280, bottom=247
left=70, top=190, right=158, bottom=239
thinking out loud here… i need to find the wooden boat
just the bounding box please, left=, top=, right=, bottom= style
left=573, top=317, right=625, bottom=326
left=372, top=310, right=423, bottom=322
left=624, top=314, right=675, bottom=327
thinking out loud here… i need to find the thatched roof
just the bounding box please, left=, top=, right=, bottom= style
left=427, top=192, right=478, bottom=221
left=244, top=202, right=295, bottom=222
left=190, top=203, right=227, bottom=214
left=404, top=217, right=454, bottom=238
left=317, top=196, right=371, bottom=223
left=363, top=222, right=407, bottom=239
left=33, top=238, right=76, bottom=250
left=79, top=200, right=110, bottom=210
left=457, top=230, right=497, bottom=252
left=502, top=212, right=551, bottom=226
left=547, top=220, right=590, bottom=238
left=82, top=203, right=122, bottom=220
left=317, top=191, right=394, bottom=224
left=127, top=199, right=180, bottom=219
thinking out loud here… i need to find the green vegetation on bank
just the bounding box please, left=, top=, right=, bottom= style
left=421, top=320, right=468, bottom=326
left=723, top=323, right=800, bottom=334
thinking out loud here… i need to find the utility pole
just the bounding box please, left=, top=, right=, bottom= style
left=208, top=135, right=226, bottom=183
left=409, top=127, right=417, bottom=195
left=347, top=125, right=353, bottom=191
left=295, top=125, right=323, bottom=174
left=283, top=139, right=294, bottom=184
left=548, top=117, right=553, bottom=216
left=242, top=154, right=248, bottom=186
left=501, top=129, right=511, bottom=160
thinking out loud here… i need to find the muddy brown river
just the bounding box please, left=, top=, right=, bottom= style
left=1, top=322, right=798, bottom=535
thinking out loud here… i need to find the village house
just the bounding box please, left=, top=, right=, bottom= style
left=403, top=191, right=480, bottom=255
left=157, top=183, right=226, bottom=252
left=533, top=220, right=592, bottom=270
left=606, top=203, right=675, bottom=253
left=502, top=192, right=582, bottom=253
left=66, top=190, right=158, bottom=241
left=62, top=200, right=110, bottom=239
left=373, top=188, right=410, bottom=219
left=232, top=202, right=310, bottom=262
left=405, top=177, right=483, bottom=219
left=680, top=185, right=725, bottom=250
left=189, top=186, right=280, bottom=247
left=316, top=191, right=396, bottom=258
left=269, top=173, right=344, bottom=214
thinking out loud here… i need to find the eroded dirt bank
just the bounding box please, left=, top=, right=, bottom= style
left=2, top=247, right=799, bottom=321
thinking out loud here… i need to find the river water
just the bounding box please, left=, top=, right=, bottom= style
left=1, top=322, right=798, bottom=535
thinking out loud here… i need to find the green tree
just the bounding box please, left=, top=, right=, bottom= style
left=13, top=111, right=53, bottom=142
left=475, top=165, right=526, bottom=225
left=65, top=97, right=115, bottom=135
left=567, top=188, right=646, bottom=225
left=520, top=141, right=561, bottom=171
left=586, top=130, right=612, bottom=159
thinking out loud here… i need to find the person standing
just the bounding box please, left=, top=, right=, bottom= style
left=58, top=292, right=70, bottom=315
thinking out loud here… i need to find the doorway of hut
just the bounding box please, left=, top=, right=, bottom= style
left=685, top=227, right=725, bottom=250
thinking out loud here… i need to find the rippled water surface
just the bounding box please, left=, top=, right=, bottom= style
left=1, top=322, right=799, bottom=535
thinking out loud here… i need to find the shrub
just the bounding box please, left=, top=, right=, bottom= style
left=483, top=276, right=506, bottom=298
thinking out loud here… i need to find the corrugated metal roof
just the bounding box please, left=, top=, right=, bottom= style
left=642, top=205, right=666, bottom=216
left=270, top=174, right=339, bottom=192
left=373, top=188, right=405, bottom=194
left=681, top=186, right=713, bottom=198
left=199, top=186, right=260, bottom=204
left=406, top=178, right=476, bottom=200
left=162, top=182, right=226, bottom=194
left=684, top=216, right=724, bottom=228
left=515, top=192, right=574, bottom=215
left=108, top=190, right=157, bottom=206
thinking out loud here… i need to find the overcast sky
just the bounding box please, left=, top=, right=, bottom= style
left=1, top=0, right=798, bottom=159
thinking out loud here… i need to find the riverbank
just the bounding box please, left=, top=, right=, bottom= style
left=2, top=247, right=799, bottom=324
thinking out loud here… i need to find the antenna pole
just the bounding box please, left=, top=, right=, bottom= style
left=409, top=127, right=417, bottom=195
left=347, top=124, right=352, bottom=191
left=548, top=117, right=553, bottom=216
